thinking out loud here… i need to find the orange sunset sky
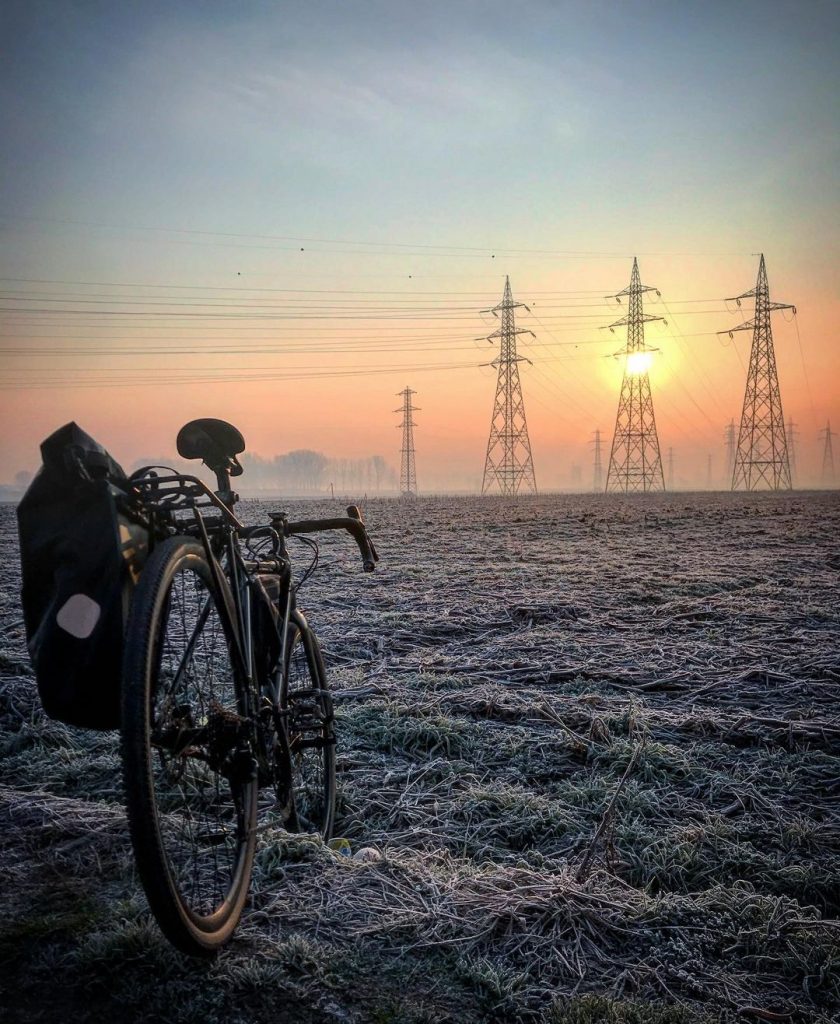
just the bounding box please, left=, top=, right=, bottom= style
left=1, top=2, right=838, bottom=491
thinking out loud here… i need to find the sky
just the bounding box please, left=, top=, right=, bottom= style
left=1, top=0, right=838, bottom=491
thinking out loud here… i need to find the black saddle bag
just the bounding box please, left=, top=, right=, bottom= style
left=17, top=423, right=150, bottom=729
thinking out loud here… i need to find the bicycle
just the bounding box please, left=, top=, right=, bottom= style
left=120, top=418, right=378, bottom=955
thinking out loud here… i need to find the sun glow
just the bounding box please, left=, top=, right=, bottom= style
left=626, top=350, right=654, bottom=375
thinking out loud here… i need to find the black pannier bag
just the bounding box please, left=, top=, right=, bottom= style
left=17, top=423, right=150, bottom=729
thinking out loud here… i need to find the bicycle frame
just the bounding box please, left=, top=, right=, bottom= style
left=126, top=469, right=340, bottom=790
left=119, top=423, right=366, bottom=952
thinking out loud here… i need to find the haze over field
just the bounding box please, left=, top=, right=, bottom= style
left=1, top=1, right=838, bottom=490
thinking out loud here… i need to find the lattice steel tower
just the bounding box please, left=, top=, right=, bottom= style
left=720, top=254, right=794, bottom=490
left=604, top=258, right=665, bottom=493
left=396, top=386, right=419, bottom=497
left=724, top=419, right=737, bottom=482
left=592, top=429, right=604, bottom=493
left=481, top=277, right=537, bottom=496
left=786, top=417, right=799, bottom=485
left=820, top=421, right=836, bottom=485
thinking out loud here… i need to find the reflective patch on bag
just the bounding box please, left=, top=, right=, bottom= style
left=56, top=594, right=101, bottom=639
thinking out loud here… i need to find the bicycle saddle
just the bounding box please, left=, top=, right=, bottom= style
left=176, top=418, right=245, bottom=477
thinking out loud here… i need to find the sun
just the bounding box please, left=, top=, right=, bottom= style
left=626, top=350, right=654, bottom=375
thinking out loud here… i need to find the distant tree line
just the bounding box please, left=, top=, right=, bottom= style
left=239, top=450, right=397, bottom=494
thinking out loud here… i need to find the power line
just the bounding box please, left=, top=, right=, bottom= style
left=524, top=307, right=612, bottom=411
left=657, top=296, right=729, bottom=417
left=0, top=276, right=619, bottom=295
left=0, top=336, right=619, bottom=354
left=0, top=359, right=480, bottom=391
left=0, top=305, right=734, bottom=321
left=2, top=216, right=753, bottom=257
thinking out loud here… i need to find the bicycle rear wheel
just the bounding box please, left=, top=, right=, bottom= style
left=122, top=537, right=258, bottom=955
left=277, top=618, right=336, bottom=838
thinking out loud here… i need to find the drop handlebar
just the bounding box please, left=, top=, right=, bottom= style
left=275, top=505, right=379, bottom=572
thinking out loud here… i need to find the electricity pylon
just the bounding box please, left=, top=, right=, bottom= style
left=395, top=387, right=419, bottom=497
left=720, top=254, right=794, bottom=490
left=820, top=421, right=837, bottom=485
left=724, top=419, right=737, bottom=484
left=786, top=417, right=798, bottom=486
left=604, top=258, right=665, bottom=493
left=667, top=447, right=675, bottom=490
left=481, top=277, right=537, bottom=496
left=592, top=429, right=604, bottom=493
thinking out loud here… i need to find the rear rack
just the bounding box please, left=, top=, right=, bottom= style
left=128, top=471, right=244, bottom=530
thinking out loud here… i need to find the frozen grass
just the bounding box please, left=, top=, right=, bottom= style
left=1, top=492, right=839, bottom=1022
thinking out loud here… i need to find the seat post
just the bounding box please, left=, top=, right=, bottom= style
left=215, top=464, right=236, bottom=509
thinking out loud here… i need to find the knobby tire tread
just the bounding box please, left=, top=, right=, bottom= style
left=283, top=618, right=336, bottom=840
left=121, top=536, right=257, bottom=956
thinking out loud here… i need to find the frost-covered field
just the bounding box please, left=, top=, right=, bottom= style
left=1, top=493, right=839, bottom=1023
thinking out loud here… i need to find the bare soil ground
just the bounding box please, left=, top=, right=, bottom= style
left=1, top=492, right=838, bottom=1023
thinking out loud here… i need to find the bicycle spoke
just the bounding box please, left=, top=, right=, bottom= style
left=281, top=628, right=335, bottom=837
left=149, top=561, right=247, bottom=918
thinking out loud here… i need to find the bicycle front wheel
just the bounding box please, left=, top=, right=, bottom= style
left=122, top=537, right=258, bottom=956
left=277, top=618, right=336, bottom=839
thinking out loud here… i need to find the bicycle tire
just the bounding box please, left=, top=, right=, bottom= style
left=122, top=536, right=258, bottom=955
left=278, top=617, right=336, bottom=839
